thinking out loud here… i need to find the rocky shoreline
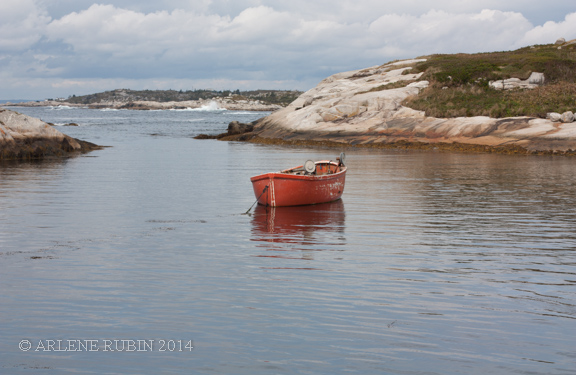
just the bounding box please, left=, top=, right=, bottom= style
left=204, top=56, right=576, bottom=155
left=204, top=122, right=576, bottom=156
left=5, top=42, right=576, bottom=158
left=0, top=108, right=102, bottom=160
left=7, top=97, right=282, bottom=112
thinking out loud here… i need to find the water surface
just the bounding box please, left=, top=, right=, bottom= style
left=1, top=106, right=575, bottom=374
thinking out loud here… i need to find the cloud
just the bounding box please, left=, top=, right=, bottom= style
left=0, top=0, right=51, bottom=51
left=517, top=12, right=576, bottom=46
left=46, top=5, right=212, bottom=56
left=216, top=6, right=297, bottom=42
left=43, top=5, right=330, bottom=80
left=368, top=9, right=534, bottom=57
left=1, top=1, right=575, bottom=99
left=45, top=5, right=300, bottom=57
left=42, top=5, right=537, bottom=77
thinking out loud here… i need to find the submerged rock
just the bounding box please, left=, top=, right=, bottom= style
left=0, top=108, right=101, bottom=160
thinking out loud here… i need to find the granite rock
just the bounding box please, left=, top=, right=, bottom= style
left=0, top=108, right=100, bottom=160
left=489, top=72, right=545, bottom=90
left=547, top=112, right=562, bottom=122
left=560, top=111, right=575, bottom=123
left=249, top=59, right=576, bottom=152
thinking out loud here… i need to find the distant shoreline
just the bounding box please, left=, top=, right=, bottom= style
left=0, top=100, right=34, bottom=105
left=5, top=98, right=282, bottom=112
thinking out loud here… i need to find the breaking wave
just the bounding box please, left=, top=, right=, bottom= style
left=190, top=101, right=227, bottom=112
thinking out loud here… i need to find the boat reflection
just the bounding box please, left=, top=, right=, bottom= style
left=250, top=200, right=346, bottom=263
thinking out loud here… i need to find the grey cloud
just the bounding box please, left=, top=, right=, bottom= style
left=1, top=0, right=575, bottom=99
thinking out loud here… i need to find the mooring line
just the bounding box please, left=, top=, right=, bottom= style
left=243, top=185, right=268, bottom=215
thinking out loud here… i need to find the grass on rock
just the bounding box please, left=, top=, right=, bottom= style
left=403, top=44, right=576, bottom=118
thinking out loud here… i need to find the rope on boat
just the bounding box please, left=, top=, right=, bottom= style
left=243, top=185, right=268, bottom=216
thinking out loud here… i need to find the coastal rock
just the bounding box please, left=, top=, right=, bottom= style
left=547, top=112, right=562, bottom=122
left=555, top=37, right=566, bottom=45
left=527, top=72, right=545, bottom=85
left=0, top=108, right=100, bottom=160
left=563, top=39, right=576, bottom=48
left=489, top=72, right=545, bottom=90
left=244, top=59, right=576, bottom=152
left=227, top=121, right=254, bottom=135
left=194, top=120, right=257, bottom=140
left=560, top=111, right=575, bottom=123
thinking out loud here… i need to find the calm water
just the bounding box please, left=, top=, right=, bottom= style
left=1, top=106, right=575, bottom=374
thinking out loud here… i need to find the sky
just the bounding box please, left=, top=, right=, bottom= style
left=1, top=1, right=575, bottom=100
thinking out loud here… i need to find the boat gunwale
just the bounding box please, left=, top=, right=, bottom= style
left=250, top=161, right=346, bottom=182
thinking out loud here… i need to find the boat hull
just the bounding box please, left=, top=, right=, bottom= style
left=250, top=161, right=346, bottom=207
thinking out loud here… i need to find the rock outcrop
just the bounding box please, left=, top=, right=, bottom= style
left=560, top=111, right=575, bottom=123
left=547, top=111, right=575, bottom=123
left=227, top=121, right=255, bottom=135
left=0, top=108, right=101, bottom=160
left=245, top=59, right=576, bottom=153
left=489, top=72, right=545, bottom=90
left=194, top=120, right=257, bottom=140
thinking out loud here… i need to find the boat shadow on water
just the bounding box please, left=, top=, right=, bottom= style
left=250, top=200, right=346, bottom=265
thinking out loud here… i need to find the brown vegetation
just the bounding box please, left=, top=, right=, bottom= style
left=406, top=82, right=576, bottom=118
left=404, top=44, right=576, bottom=118
left=243, top=136, right=576, bottom=156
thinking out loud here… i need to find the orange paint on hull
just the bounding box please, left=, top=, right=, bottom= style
left=250, top=161, right=346, bottom=207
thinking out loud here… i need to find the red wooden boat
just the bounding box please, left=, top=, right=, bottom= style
left=250, top=153, right=347, bottom=207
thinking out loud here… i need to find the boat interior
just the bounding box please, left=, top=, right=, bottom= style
left=283, top=161, right=344, bottom=176
left=280, top=153, right=346, bottom=176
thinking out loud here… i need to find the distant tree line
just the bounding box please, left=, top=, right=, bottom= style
left=65, top=89, right=303, bottom=106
